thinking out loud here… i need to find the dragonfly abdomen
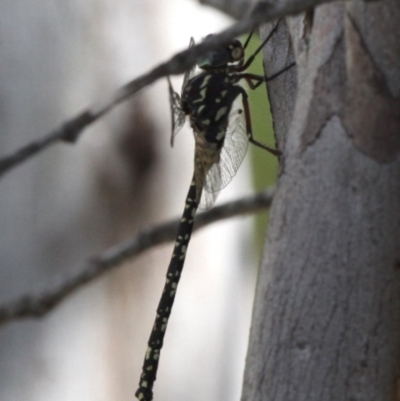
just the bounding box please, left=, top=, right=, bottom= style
left=135, top=178, right=199, bottom=401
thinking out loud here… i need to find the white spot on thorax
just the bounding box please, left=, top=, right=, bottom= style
left=215, top=106, right=228, bottom=121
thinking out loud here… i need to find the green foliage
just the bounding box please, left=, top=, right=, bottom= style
left=244, top=34, right=278, bottom=252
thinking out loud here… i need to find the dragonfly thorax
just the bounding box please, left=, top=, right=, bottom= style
left=181, top=71, right=242, bottom=147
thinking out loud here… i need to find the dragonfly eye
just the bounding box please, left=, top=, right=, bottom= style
left=228, top=40, right=244, bottom=62
left=197, top=37, right=244, bottom=68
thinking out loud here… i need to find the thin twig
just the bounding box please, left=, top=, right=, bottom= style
left=0, top=187, right=275, bottom=327
left=0, top=0, right=338, bottom=179
left=198, top=0, right=250, bottom=20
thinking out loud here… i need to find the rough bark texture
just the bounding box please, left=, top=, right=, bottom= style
left=260, top=18, right=297, bottom=150
left=243, top=1, right=400, bottom=400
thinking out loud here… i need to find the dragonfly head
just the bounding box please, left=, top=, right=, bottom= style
left=197, top=35, right=244, bottom=69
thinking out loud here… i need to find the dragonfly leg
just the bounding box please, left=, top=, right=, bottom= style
left=236, top=18, right=282, bottom=72
left=265, top=61, right=296, bottom=83
left=239, top=87, right=280, bottom=156
left=240, top=73, right=265, bottom=90
left=237, top=60, right=296, bottom=92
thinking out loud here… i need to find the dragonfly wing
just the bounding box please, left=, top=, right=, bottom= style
left=200, top=110, right=248, bottom=209
left=200, top=162, right=222, bottom=210
left=181, top=37, right=196, bottom=95
left=207, top=109, right=248, bottom=194
left=219, top=110, right=249, bottom=189
left=168, top=38, right=196, bottom=147
left=167, top=76, right=186, bottom=147
left=199, top=189, right=220, bottom=211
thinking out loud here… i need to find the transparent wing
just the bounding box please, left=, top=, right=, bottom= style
left=199, top=190, right=220, bottom=211
left=218, top=110, right=249, bottom=188
left=204, top=110, right=248, bottom=193
left=200, top=163, right=222, bottom=210
left=167, top=76, right=186, bottom=147
left=181, top=37, right=196, bottom=95
left=200, top=110, right=249, bottom=209
left=168, top=38, right=196, bottom=147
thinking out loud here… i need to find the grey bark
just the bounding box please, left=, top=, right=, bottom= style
left=243, top=1, right=400, bottom=400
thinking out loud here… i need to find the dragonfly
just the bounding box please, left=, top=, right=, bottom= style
left=135, top=19, right=294, bottom=401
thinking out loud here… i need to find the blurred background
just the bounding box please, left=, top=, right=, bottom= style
left=0, top=1, right=277, bottom=400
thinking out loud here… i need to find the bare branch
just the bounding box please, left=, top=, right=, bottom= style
left=198, top=0, right=250, bottom=20
left=0, top=0, right=339, bottom=179
left=0, top=187, right=274, bottom=327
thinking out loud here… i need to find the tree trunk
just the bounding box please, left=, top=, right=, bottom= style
left=243, top=1, right=400, bottom=400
